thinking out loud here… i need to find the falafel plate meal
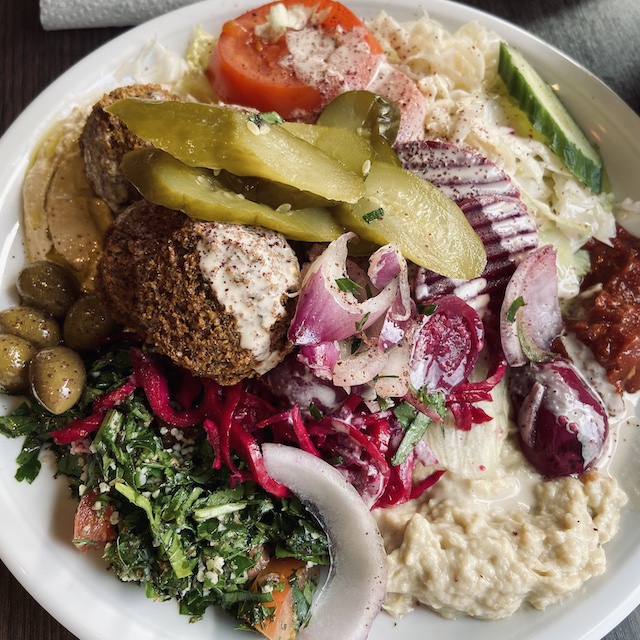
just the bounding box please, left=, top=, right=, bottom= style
left=1, top=0, right=640, bottom=638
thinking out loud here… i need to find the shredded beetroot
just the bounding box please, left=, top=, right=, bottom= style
left=410, top=469, right=446, bottom=499
left=230, top=424, right=289, bottom=498
left=216, top=382, right=244, bottom=479
left=202, top=419, right=222, bottom=470
left=93, top=375, right=138, bottom=412
left=52, top=347, right=452, bottom=508
left=50, top=374, right=138, bottom=445
left=51, top=413, right=106, bottom=446
left=131, top=348, right=206, bottom=427
left=447, top=359, right=507, bottom=430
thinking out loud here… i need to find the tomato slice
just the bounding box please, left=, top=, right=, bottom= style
left=248, top=557, right=310, bottom=640
left=207, top=0, right=384, bottom=119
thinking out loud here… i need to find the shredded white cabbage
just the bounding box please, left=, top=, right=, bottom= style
left=113, top=37, right=189, bottom=88
left=367, top=12, right=625, bottom=297
left=422, top=379, right=510, bottom=479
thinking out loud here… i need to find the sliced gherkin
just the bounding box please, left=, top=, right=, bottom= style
left=316, top=90, right=402, bottom=166
left=335, top=161, right=487, bottom=279
left=281, top=122, right=374, bottom=177
left=212, top=123, right=373, bottom=208
left=106, top=99, right=365, bottom=204
left=214, top=170, right=333, bottom=209
left=121, top=148, right=344, bottom=242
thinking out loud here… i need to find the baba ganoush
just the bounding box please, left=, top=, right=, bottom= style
left=376, top=437, right=627, bottom=619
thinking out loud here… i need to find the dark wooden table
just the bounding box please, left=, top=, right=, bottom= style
left=1, top=0, right=639, bottom=639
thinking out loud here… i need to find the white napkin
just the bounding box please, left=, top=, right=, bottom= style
left=40, top=0, right=201, bottom=30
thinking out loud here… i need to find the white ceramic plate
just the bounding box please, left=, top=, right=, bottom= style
left=2, top=1, right=640, bottom=639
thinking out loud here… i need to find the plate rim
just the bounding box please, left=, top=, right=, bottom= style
left=2, top=1, right=640, bottom=639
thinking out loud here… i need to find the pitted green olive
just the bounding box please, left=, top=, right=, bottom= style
left=0, top=306, right=61, bottom=348
left=29, top=346, right=86, bottom=414
left=63, top=294, right=118, bottom=351
left=17, top=260, right=79, bottom=318
left=0, top=334, right=37, bottom=393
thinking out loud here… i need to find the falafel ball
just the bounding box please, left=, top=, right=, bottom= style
left=80, top=84, right=180, bottom=214
left=96, top=200, right=301, bottom=385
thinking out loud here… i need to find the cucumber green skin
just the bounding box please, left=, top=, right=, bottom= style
left=498, top=42, right=603, bottom=194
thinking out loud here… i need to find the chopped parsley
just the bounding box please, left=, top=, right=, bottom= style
left=506, top=296, right=526, bottom=322
left=0, top=344, right=329, bottom=624
left=335, top=277, right=361, bottom=295
left=392, top=392, right=446, bottom=465
left=308, top=403, right=323, bottom=421
left=419, top=303, right=438, bottom=316
left=355, top=312, right=371, bottom=332
left=248, top=111, right=285, bottom=127
left=362, top=207, right=384, bottom=223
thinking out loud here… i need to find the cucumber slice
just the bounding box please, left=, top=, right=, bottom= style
left=498, top=41, right=603, bottom=194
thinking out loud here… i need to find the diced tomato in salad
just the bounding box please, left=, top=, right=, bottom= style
left=73, top=489, right=117, bottom=552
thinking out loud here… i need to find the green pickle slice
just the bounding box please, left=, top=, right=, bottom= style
left=281, top=121, right=374, bottom=177
left=111, top=99, right=486, bottom=278
left=316, top=90, right=402, bottom=166
left=107, top=99, right=365, bottom=204
left=336, top=161, right=487, bottom=279
left=121, top=148, right=344, bottom=242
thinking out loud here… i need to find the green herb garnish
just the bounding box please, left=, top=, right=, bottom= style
left=362, top=207, right=384, bottom=223
left=335, top=277, right=361, bottom=295
left=506, top=296, right=526, bottom=322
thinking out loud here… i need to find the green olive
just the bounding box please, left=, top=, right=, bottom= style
left=0, top=306, right=62, bottom=348
left=63, top=294, right=118, bottom=351
left=29, top=346, right=86, bottom=414
left=17, top=260, right=79, bottom=318
left=0, top=334, right=37, bottom=393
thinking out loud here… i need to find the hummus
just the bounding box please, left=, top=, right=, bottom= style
left=375, top=429, right=627, bottom=620
left=22, top=109, right=113, bottom=289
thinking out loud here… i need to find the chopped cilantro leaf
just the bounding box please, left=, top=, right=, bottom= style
left=335, top=277, right=361, bottom=295
left=506, top=296, right=526, bottom=322
left=419, top=303, right=438, bottom=316
left=355, top=311, right=371, bottom=332
left=309, top=403, right=323, bottom=421
left=413, top=389, right=447, bottom=417
left=362, top=207, right=384, bottom=223
left=248, top=111, right=285, bottom=126
left=391, top=394, right=445, bottom=465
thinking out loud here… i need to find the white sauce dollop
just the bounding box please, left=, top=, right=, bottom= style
left=196, top=222, right=300, bottom=374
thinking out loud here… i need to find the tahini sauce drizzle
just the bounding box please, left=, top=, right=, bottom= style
left=196, top=222, right=300, bottom=374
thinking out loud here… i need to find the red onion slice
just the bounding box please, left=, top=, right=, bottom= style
left=289, top=233, right=398, bottom=344
left=261, top=443, right=387, bottom=640
left=500, top=245, right=563, bottom=366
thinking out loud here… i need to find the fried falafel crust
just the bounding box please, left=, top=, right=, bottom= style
left=96, top=200, right=295, bottom=385
left=80, top=84, right=180, bottom=215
